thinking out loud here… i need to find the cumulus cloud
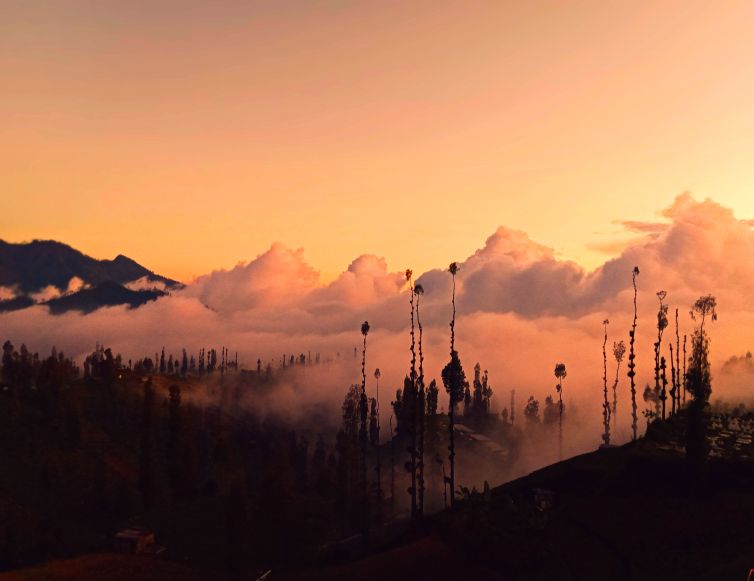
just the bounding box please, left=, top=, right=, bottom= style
left=185, top=243, right=319, bottom=312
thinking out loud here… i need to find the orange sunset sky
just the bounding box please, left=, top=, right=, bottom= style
left=3, top=1, right=754, bottom=282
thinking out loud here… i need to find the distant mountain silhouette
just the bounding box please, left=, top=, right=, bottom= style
left=0, top=239, right=180, bottom=314
left=0, top=239, right=178, bottom=292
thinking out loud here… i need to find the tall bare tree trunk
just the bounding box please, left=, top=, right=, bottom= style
left=628, top=267, right=640, bottom=440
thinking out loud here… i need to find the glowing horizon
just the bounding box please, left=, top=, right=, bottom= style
left=3, top=2, right=754, bottom=282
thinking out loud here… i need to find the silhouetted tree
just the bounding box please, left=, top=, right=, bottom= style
left=337, top=385, right=360, bottom=529
left=414, top=283, right=426, bottom=516
left=443, top=261, right=463, bottom=507
left=653, top=290, right=669, bottom=419
left=675, top=307, right=682, bottom=412
left=373, top=368, right=382, bottom=513
left=643, top=381, right=661, bottom=421
left=669, top=341, right=677, bottom=416
left=612, top=340, right=626, bottom=431
left=543, top=395, right=559, bottom=426
left=601, top=319, right=611, bottom=445
left=628, top=266, right=640, bottom=440
left=426, top=379, right=438, bottom=417
left=524, top=396, right=540, bottom=423
left=404, top=269, right=418, bottom=517
left=358, top=321, right=370, bottom=530
left=686, top=295, right=717, bottom=480
left=160, top=347, right=166, bottom=374
left=554, top=362, right=567, bottom=460
left=369, top=397, right=379, bottom=476
left=660, top=354, right=668, bottom=420
left=442, top=350, right=467, bottom=509
left=683, top=334, right=687, bottom=405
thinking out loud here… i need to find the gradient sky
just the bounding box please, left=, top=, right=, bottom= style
left=3, top=1, right=754, bottom=282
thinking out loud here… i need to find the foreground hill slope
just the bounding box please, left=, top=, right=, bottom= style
left=289, top=428, right=754, bottom=581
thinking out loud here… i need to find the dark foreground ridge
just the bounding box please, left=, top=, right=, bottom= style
left=6, top=414, right=754, bottom=581
left=283, top=431, right=754, bottom=581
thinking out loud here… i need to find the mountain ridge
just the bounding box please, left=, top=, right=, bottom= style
left=0, top=239, right=179, bottom=314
